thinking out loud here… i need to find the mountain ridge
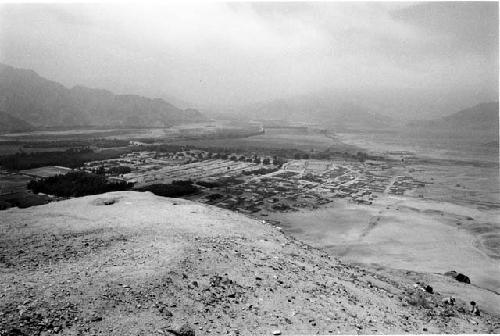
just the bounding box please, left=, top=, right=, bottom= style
left=205, top=93, right=397, bottom=129
left=0, top=63, right=206, bottom=129
left=0, top=110, right=34, bottom=132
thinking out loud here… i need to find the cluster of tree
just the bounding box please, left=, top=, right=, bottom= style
left=22, top=141, right=91, bottom=148
left=137, top=180, right=199, bottom=198
left=241, top=167, right=279, bottom=176
left=139, top=144, right=191, bottom=153
left=211, top=153, right=229, bottom=160
left=293, top=152, right=311, bottom=160
left=107, top=166, right=132, bottom=175
left=27, top=171, right=133, bottom=197
left=89, top=165, right=132, bottom=175
left=213, top=128, right=264, bottom=138
left=0, top=193, right=49, bottom=210
left=206, top=193, right=224, bottom=202
left=196, top=180, right=223, bottom=188
left=0, top=140, right=22, bottom=145
left=309, top=152, right=331, bottom=160
left=94, top=139, right=130, bottom=148
left=18, top=129, right=137, bottom=140
left=272, top=203, right=291, bottom=211
left=177, top=128, right=264, bottom=141
left=302, top=148, right=384, bottom=163
left=200, top=177, right=245, bottom=188
left=22, top=138, right=130, bottom=148
left=220, top=177, right=245, bottom=185
left=0, top=148, right=129, bottom=170
left=130, top=138, right=157, bottom=144
left=143, top=143, right=290, bottom=162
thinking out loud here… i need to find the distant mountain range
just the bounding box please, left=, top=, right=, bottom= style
left=209, top=94, right=396, bottom=129
left=0, top=110, right=34, bottom=132
left=2, top=62, right=496, bottom=134
left=0, top=63, right=205, bottom=131
left=207, top=93, right=499, bottom=133
left=407, top=102, right=499, bottom=131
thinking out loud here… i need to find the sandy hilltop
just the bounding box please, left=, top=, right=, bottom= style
left=1, top=191, right=499, bottom=335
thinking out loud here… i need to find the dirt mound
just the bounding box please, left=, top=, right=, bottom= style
left=1, top=191, right=499, bottom=335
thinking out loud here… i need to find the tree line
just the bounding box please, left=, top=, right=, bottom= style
left=0, top=148, right=128, bottom=170
left=137, top=180, right=199, bottom=198
left=27, top=171, right=133, bottom=197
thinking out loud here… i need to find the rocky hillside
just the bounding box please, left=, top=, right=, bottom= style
left=0, top=63, right=206, bottom=129
left=1, top=191, right=498, bottom=335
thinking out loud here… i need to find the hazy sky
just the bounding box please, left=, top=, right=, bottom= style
left=0, top=1, right=498, bottom=111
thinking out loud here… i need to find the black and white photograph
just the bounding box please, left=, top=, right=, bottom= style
left=0, top=1, right=499, bottom=335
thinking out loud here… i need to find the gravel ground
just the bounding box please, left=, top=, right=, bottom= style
left=1, top=191, right=499, bottom=335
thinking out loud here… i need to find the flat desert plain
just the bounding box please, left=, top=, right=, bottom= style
left=268, top=194, right=500, bottom=314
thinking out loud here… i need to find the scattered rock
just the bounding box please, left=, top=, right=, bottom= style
left=2, top=193, right=495, bottom=335
left=179, top=324, right=196, bottom=336
left=442, top=297, right=455, bottom=306
left=167, top=324, right=196, bottom=336
left=455, top=273, right=471, bottom=284
left=444, top=271, right=471, bottom=284
left=90, top=314, right=103, bottom=322
left=470, top=302, right=480, bottom=316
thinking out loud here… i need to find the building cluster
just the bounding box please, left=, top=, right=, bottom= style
left=81, top=152, right=426, bottom=213
left=81, top=150, right=276, bottom=186
left=197, top=160, right=385, bottom=212
left=203, top=173, right=332, bottom=214
left=388, top=176, right=426, bottom=196
left=283, top=160, right=393, bottom=204
left=197, top=158, right=427, bottom=214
